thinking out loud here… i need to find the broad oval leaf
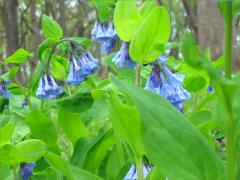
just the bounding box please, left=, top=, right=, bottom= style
left=110, top=75, right=225, bottom=180
left=129, top=6, right=171, bottom=63
left=41, top=14, right=63, bottom=40
left=114, top=0, right=141, bottom=41
left=17, top=139, right=47, bottom=162
left=4, top=49, right=31, bottom=64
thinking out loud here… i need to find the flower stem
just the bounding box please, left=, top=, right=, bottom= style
left=135, top=63, right=142, bottom=87
left=223, top=1, right=236, bottom=180
left=136, top=156, right=143, bottom=180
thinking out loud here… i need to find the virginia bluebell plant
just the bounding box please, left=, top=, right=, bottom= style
left=0, top=80, right=11, bottom=99
left=124, top=164, right=151, bottom=180
left=20, top=162, right=35, bottom=180
left=145, top=54, right=191, bottom=112
left=112, top=41, right=136, bottom=68
left=91, top=21, right=118, bottom=54
left=66, top=43, right=100, bottom=86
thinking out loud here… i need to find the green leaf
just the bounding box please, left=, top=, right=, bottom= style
left=38, top=38, right=56, bottom=61
left=41, top=14, right=63, bottom=40
left=0, top=144, right=22, bottom=164
left=108, top=92, right=145, bottom=156
left=0, top=122, right=14, bottom=146
left=4, top=49, right=31, bottom=64
left=58, top=110, right=88, bottom=144
left=83, top=130, right=115, bottom=173
left=91, top=0, right=117, bottom=22
left=110, top=75, right=224, bottom=179
left=56, top=93, right=94, bottom=113
left=44, top=151, right=73, bottom=179
left=17, top=139, right=47, bottom=162
left=1, top=67, right=20, bottom=81
left=188, top=110, right=213, bottom=127
left=25, top=110, right=57, bottom=146
left=129, top=6, right=171, bottom=63
left=113, top=0, right=141, bottom=41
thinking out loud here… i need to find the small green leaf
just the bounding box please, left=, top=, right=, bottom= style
left=114, top=0, right=141, bottom=41
left=0, top=144, right=22, bottom=165
left=41, top=14, right=64, bottom=40
left=4, top=49, right=31, bottom=64
left=17, top=139, right=47, bottom=162
left=51, top=56, right=68, bottom=81
left=1, top=67, right=20, bottom=81
left=129, top=6, right=171, bottom=63
left=38, top=38, right=56, bottom=61
left=91, top=0, right=117, bottom=22
left=0, top=122, right=14, bottom=146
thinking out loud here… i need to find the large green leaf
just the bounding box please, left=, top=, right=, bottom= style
left=108, top=92, right=145, bottom=156
left=0, top=122, right=13, bottom=146
left=113, top=0, right=141, bottom=41
left=110, top=75, right=224, bottom=179
left=41, top=14, right=63, bottom=40
left=58, top=110, right=88, bottom=144
left=25, top=110, right=57, bottom=146
left=0, top=144, right=22, bottom=165
left=4, top=49, right=31, bottom=64
left=44, top=151, right=73, bottom=179
left=129, top=6, right=171, bottom=63
left=17, top=139, right=47, bottom=162
left=139, top=0, right=157, bottom=18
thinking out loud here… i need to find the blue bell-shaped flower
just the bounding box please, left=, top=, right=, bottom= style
left=124, top=164, right=151, bottom=180
left=112, top=42, right=136, bottom=68
left=20, top=162, right=35, bottom=180
left=0, top=80, right=11, bottom=99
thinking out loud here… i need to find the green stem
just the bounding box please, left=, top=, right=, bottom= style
left=136, top=156, right=143, bottom=180
left=223, top=1, right=236, bottom=180
left=135, top=63, right=142, bottom=87
left=224, top=1, right=233, bottom=79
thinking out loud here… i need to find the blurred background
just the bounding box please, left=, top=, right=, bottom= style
left=0, top=0, right=240, bottom=83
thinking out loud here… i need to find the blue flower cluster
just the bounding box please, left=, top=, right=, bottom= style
left=36, top=75, right=63, bottom=99
left=145, top=56, right=191, bottom=112
left=0, top=80, right=11, bottom=99
left=20, top=162, right=35, bottom=180
left=124, top=164, right=151, bottom=180
left=91, top=21, right=117, bottom=54
left=112, top=41, right=136, bottom=68
left=67, top=52, right=100, bottom=86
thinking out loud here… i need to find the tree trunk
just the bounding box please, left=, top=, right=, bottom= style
left=197, top=0, right=224, bottom=60
left=59, top=0, right=67, bottom=36
left=0, top=0, right=19, bottom=56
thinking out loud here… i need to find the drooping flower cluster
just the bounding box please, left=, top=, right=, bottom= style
left=124, top=164, right=151, bottom=180
left=35, top=41, right=99, bottom=99
left=91, top=21, right=118, bottom=54
left=0, top=80, right=11, bottom=99
left=67, top=47, right=100, bottom=86
left=20, top=162, right=35, bottom=180
left=36, top=75, right=63, bottom=99
left=145, top=55, right=191, bottom=112
left=112, top=41, right=136, bottom=68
